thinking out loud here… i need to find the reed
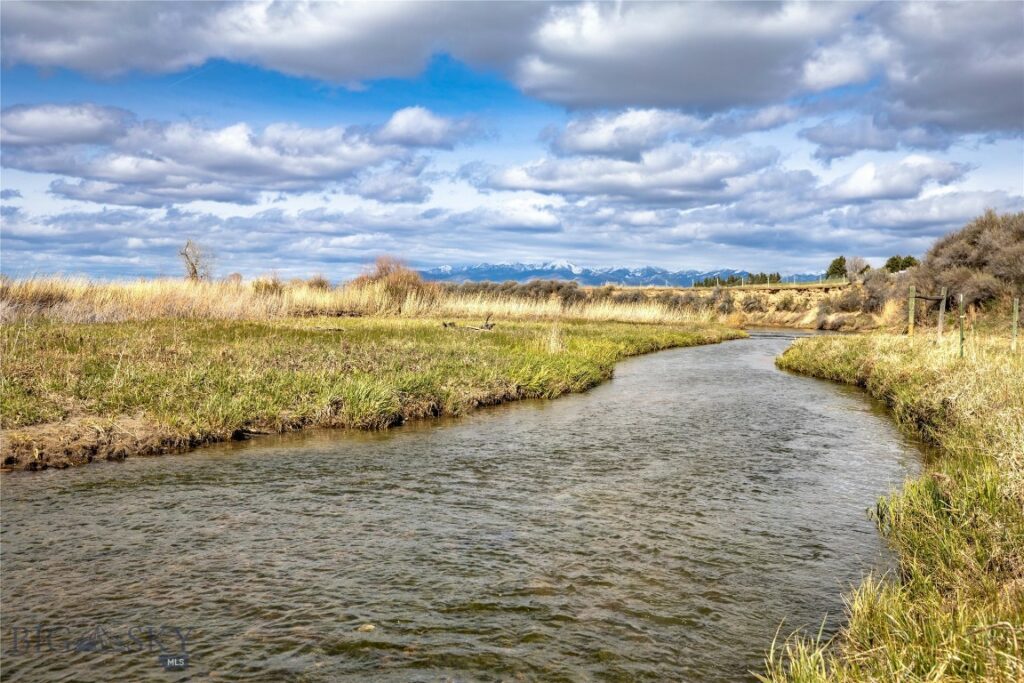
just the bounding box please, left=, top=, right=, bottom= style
left=0, top=276, right=713, bottom=326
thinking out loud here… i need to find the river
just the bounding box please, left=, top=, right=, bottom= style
left=0, top=331, right=921, bottom=682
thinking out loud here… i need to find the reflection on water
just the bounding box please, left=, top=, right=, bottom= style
left=1, top=332, right=920, bottom=681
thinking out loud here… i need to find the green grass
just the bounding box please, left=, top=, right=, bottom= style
left=0, top=317, right=742, bottom=467
left=767, top=334, right=1024, bottom=683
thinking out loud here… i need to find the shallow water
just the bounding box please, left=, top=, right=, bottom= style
left=0, top=331, right=921, bottom=682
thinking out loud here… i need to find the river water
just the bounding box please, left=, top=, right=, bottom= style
left=1, top=332, right=921, bottom=682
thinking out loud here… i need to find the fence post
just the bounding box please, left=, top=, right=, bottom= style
left=1013, top=297, right=1019, bottom=353
left=958, top=294, right=965, bottom=359
left=908, top=285, right=915, bottom=336
left=936, top=286, right=947, bottom=343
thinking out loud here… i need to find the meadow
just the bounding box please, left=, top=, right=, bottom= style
left=0, top=277, right=739, bottom=469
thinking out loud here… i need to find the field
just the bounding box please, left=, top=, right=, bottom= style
left=1, top=310, right=741, bottom=469
left=768, top=334, right=1024, bottom=682
left=0, top=276, right=715, bottom=325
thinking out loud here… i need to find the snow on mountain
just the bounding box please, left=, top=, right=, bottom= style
left=420, top=263, right=823, bottom=286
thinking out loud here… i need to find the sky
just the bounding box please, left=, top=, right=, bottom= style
left=1, top=1, right=1022, bottom=280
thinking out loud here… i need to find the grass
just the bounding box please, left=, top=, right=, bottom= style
left=0, top=276, right=715, bottom=326
left=0, top=316, right=742, bottom=469
left=767, top=333, right=1024, bottom=682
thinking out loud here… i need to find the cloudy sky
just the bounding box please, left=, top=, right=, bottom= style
left=1, top=1, right=1022, bottom=279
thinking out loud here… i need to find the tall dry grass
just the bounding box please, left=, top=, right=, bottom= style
left=0, top=276, right=714, bottom=326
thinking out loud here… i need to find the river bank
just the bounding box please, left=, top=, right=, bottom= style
left=0, top=330, right=920, bottom=682
left=0, top=317, right=742, bottom=470
left=769, top=334, right=1023, bottom=682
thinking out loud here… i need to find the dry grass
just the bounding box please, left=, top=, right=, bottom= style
left=767, top=333, right=1024, bottom=682
left=0, top=276, right=714, bottom=326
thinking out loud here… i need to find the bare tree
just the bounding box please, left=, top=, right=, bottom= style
left=845, top=256, right=869, bottom=281
left=179, top=240, right=212, bottom=281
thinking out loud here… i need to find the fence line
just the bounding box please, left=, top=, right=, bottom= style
left=906, top=287, right=1020, bottom=355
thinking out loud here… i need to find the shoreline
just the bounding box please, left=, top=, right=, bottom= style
left=766, top=333, right=1023, bottom=682
left=1, top=317, right=745, bottom=471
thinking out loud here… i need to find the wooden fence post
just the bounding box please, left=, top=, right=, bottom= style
left=937, top=286, right=947, bottom=343
left=1013, top=297, right=1019, bottom=353
left=958, top=293, right=965, bottom=359
left=908, top=285, right=916, bottom=336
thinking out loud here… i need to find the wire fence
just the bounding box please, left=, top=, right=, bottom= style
left=907, top=286, right=1020, bottom=356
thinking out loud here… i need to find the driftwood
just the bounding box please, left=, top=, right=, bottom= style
left=443, top=315, right=496, bottom=332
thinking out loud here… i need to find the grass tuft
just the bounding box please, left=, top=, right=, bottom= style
left=768, top=334, right=1024, bottom=682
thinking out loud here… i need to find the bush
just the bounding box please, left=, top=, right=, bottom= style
left=835, top=286, right=864, bottom=312
left=712, top=288, right=734, bottom=314
left=862, top=269, right=895, bottom=313
left=307, top=274, right=331, bottom=290
left=776, top=293, right=797, bottom=312
left=351, top=256, right=432, bottom=302
left=741, top=295, right=766, bottom=313
left=916, top=210, right=1024, bottom=302
left=252, top=276, right=284, bottom=296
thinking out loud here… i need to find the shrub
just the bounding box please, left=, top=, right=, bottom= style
left=776, top=293, right=797, bottom=312
left=712, top=287, right=734, bottom=314
left=835, top=286, right=864, bottom=312
left=741, top=295, right=766, bottom=313
left=307, top=274, right=331, bottom=290
left=351, top=256, right=432, bottom=302
left=252, top=276, right=284, bottom=296
left=916, top=210, right=1024, bottom=302
left=862, top=269, right=895, bottom=313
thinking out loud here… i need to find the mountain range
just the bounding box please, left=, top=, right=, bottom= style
left=420, top=261, right=823, bottom=287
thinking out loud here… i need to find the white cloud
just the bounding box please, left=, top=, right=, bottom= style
left=1, top=104, right=474, bottom=207
left=491, top=143, right=780, bottom=201
left=1, top=103, right=132, bottom=145
left=553, top=109, right=703, bottom=158
left=2, top=2, right=1020, bottom=136
left=826, top=155, right=970, bottom=201
left=799, top=117, right=953, bottom=162
left=377, top=107, right=476, bottom=149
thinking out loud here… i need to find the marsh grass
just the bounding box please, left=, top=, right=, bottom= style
left=768, top=334, right=1024, bottom=682
left=0, top=276, right=714, bottom=326
left=0, top=316, right=741, bottom=468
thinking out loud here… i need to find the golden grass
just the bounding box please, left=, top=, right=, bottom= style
left=0, top=276, right=715, bottom=326
left=766, top=333, right=1024, bottom=682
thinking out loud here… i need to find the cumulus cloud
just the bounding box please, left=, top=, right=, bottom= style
left=550, top=105, right=804, bottom=159
left=1, top=103, right=133, bottom=146
left=1, top=103, right=473, bottom=206
left=881, top=2, right=1024, bottom=132
left=825, top=155, right=971, bottom=202
left=552, top=109, right=704, bottom=158
left=344, top=157, right=433, bottom=204
left=377, top=107, right=477, bottom=148
left=3, top=2, right=1019, bottom=138
left=491, top=143, right=780, bottom=202
left=799, top=117, right=953, bottom=162
left=0, top=189, right=22, bottom=200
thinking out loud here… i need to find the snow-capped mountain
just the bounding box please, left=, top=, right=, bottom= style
left=420, top=262, right=823, bottom=286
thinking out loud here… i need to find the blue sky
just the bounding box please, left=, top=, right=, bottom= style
left=1, top=1, right=1022, bottom=279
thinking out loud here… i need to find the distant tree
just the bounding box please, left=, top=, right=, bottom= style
left=179, top=240, right=212, bottom=281
left=846, top=257, right=870, bottom=280
left=884, top=255, right=920, bottom=273
left=825, top=256, right=847, bottom=280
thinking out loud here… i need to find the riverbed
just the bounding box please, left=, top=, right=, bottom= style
left=0, top=331, right=921, bottom=681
